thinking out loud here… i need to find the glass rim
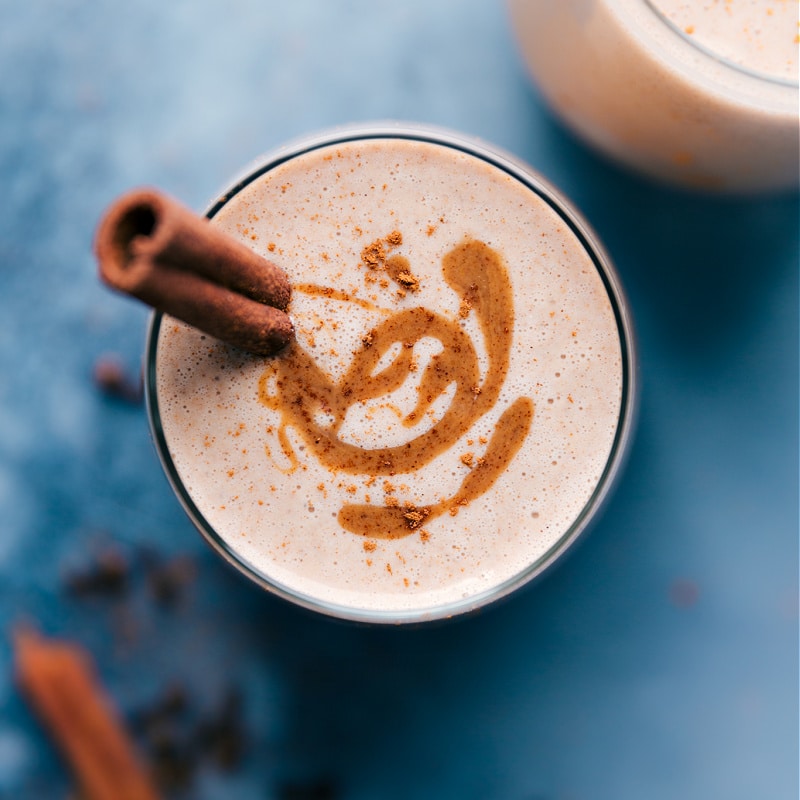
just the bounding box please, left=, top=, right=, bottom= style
left=145, top=121, right=640, bottom=625
left=643, top=0, right=799, bottom=89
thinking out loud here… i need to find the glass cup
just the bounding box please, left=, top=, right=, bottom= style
left=507, top=0, right=799, bottom=193
left=145, top=123, right=638, bottom=624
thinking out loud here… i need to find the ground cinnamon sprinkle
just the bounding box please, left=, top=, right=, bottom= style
left=93, top=355, right=143, bottom=404
left=358, top=231, right=423, bottom=296
left=402, top=505, right=430, bottom=529
left=63, top=545, right=130, bottom=599
left=396, top=271, right=419, bottom=292
left=13, top=628, right=160, bottom=800
left=361, top=239, right=386, bottom=269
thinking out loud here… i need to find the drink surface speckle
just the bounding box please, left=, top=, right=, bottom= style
left=648, top=0, right=799, bottom=83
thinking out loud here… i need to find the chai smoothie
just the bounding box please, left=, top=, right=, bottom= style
left=508, top=0, right=800, bottom=192
left=147, top=126, right=636, bottom=622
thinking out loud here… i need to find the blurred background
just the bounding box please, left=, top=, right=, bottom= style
left=0, top=1, right=797, bottom=798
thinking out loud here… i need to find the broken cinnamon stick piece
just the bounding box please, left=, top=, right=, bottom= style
left=94, top=188, right=293, bottom=356
left=13, top=627, right=161, bottom=800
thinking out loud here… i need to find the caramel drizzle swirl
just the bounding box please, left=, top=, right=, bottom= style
left=258, top=239, right=534, bottom=539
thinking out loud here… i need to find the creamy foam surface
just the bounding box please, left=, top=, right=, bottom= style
left=154, top=139, right=624, bottom=615
left=648, top=0, right=799, bottom=83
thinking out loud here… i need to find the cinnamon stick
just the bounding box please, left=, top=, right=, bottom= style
left=94, top=188, right=293, bottom=356
left=13, top=627, right=161, bottom=800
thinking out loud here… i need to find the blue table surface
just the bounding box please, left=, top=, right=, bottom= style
left=1, top=2, right=797, bottom=798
